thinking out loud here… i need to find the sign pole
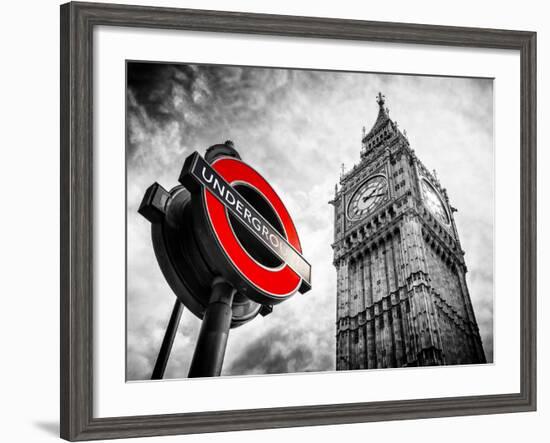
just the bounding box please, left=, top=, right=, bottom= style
left=188, top=278, right=236, bottom=378
left=150, top=299, right=184, bottom=380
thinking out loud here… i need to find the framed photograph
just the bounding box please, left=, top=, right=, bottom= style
left=60, top=1, right=536, bottom=441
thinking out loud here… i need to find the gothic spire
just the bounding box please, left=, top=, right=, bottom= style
left=360, top=92, right=409, bottom=157
left=362, top=92, right=392, bottom=145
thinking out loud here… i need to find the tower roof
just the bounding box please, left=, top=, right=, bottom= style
left=362, top=92, right=392, bottom=144
left=360, top=92, right=409, bottom=159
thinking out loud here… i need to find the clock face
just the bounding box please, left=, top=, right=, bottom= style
left=421, top=179, right=450, bottom=225
left=347, top=175, right=388, bottom=221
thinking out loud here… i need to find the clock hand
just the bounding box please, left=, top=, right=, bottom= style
left=362, top=186, right=383, bottom=201
left=362, top=192, right=385, bottom=202
left=361, top=188, right=377, bottom=201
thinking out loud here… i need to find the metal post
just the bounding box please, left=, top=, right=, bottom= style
left=151, top=299, right=184, bottom=380
left=188, top=278, right=235, bottom=378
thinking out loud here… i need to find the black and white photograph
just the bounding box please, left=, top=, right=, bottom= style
left=126, top=61, right=494, bottom=380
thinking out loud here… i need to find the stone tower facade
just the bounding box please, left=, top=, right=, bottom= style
left=331, top=93, right=486, bottom=370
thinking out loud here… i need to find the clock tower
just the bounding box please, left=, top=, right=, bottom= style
left=331, top=92, right=486, bottom=370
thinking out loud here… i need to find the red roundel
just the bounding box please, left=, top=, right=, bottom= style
left=204, top=157, right=302, bottom=298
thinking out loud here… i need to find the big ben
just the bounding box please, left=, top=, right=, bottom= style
left=331, top=92, right=486, bottom=370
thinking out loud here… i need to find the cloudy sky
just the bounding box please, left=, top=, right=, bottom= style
left=126, top=62, right=494, bottom=380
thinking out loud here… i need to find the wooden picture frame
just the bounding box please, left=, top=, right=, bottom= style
left=60, top=1, right=536, bottom=440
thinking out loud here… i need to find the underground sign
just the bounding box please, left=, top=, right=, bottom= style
left=180, top=151, right=312, bottom=304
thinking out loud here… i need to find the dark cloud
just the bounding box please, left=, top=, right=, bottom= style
left=227, top=330, right=314, bottom=375
left=225, top=310, right=335, bottom=376
left=127, top=62, right=293, bottom=158
left=126, top=62, right=494, bottom=379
